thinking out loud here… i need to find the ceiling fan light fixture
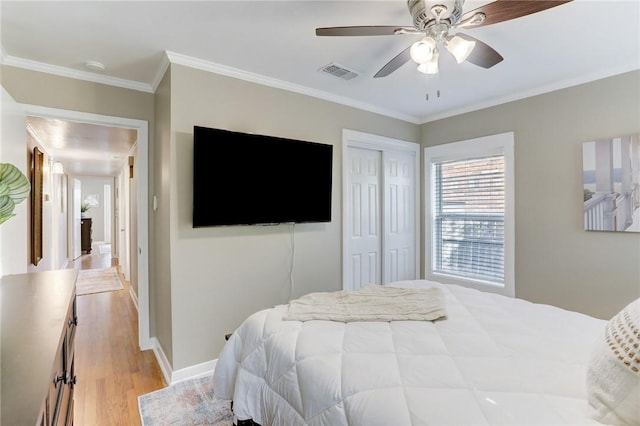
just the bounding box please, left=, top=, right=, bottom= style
left=417, top=49, right=439, bottom=75
left=409, top=37, right=436, bottom=64
left=446, top=35, right=476, bottom=64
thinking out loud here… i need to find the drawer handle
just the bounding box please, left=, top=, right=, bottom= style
left=53, top=373, right=65, bottom=385
left=69, top=375, right=78, bottom=388
left=68, top=316, right=78, bottom=327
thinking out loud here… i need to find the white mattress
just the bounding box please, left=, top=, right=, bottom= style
left=213, top=281, right=607, bottom=425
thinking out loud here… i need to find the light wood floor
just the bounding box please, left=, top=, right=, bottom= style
left=68, top=245, right=166, bottom=425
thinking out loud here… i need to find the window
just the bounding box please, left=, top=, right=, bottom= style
left=425, top=132, right=514, bottom=296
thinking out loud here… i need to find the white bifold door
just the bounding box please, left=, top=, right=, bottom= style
left=343, top=130, right=419, bottom=290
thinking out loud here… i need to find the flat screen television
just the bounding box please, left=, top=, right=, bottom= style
left=193, top=126, right=333, bottom=227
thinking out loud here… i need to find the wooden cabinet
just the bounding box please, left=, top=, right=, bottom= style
left=0, top=269, right=78, bottom=426
left=49, top=295, right=77, bottom=426
left=81, top=218, right=92, bottom=253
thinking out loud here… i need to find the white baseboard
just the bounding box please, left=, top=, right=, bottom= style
left=129, top=285, right=139, bottom=311
left=171, top=359, right=217, bottom=384
left=150, top=337, right=172, bottom=386
left=149, top=337, right=217, bottom=386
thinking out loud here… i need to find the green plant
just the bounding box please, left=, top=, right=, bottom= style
left=81, top=202, right=91, bottom=213
left=0, top=163, right=31, bottom=225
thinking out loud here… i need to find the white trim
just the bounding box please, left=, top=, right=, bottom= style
left=165, top=51, right=419, bottom=124
left=3, top=55, right=154, bottom=93
left=342, top=129, right=421, bottom=290
left=26, top=121, right=48, bottom=154
left=19, top=104, right=152, bottom=350
left=135, top=121, right=151, bottom=350
left=150, top=337, right=172, bottom=386
left=129, top=284, right=139, bottom=311
left=149, top=337, right=217, bottom=386
left=424, top=132, right=515, bottom=297
left=171, top=359, right=218, bottom=385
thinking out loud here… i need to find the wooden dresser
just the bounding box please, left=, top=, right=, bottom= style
left=1, top=269, right=78, bottom=426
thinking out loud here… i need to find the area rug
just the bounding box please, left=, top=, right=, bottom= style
left=138, top=374, right=233, bottom=426
left=76, top=267, right=124, bottom=296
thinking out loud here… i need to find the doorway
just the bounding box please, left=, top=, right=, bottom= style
left=21, top=104, right=151, bottom=350
left=342, top=129, right=420, bottom=290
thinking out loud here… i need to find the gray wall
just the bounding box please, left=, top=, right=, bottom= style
left=1, top=67, right=154, bottom=123
left=166, top=64, right=419, bottom=369
left=421, top=70, right=640, bottom=319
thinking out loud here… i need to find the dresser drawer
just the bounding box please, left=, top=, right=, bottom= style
left=65, top=294, right=77, bottom=374
left=48, top=335, right=66, bottom=426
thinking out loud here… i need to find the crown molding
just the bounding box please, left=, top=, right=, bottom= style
left=26, top=121, right=45, bottom=148
left=150, top=53, right=171, bottom=92
left=2, top=55, right=154, bottom=93
left=164, top=51, right=420, bottom=124
left=419, top=63, right=640, bottom=124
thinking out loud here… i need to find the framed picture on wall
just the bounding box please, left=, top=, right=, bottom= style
left=31, top=146, right=44, bottom=264
left=583, top=133, right=640, bottom=232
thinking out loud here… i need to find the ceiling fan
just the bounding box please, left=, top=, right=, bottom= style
left=316, top=0, right=572, bottom=77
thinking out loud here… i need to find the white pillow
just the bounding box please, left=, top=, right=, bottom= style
left=586, top=298, right=640, bottom=425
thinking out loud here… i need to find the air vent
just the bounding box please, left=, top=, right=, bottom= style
left=319, top=62, right=359, bottom=80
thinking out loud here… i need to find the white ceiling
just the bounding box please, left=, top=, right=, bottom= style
left=26, top=117, right=137, bottom=177
left=2, top=1, right=639, bottom=175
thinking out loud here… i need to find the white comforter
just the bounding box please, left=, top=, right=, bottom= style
left=213, top=281, right=606, bottom=425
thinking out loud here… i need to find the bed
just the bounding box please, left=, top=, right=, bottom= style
left=212, top=280, right=638, bottom=425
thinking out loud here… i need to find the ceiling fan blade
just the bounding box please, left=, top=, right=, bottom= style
left=457, top=34, right=504, bottom=69
left=459, top=0, right=572, bottom=29
left=316, top=26, right=420, bottom=37
left=373, top=45, right=412, bottom=78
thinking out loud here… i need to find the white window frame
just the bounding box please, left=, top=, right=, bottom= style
left=424, top=132, right=515, bottom=297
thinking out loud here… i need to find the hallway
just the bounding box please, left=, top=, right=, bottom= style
left=69, top=245, right=165, bottom=425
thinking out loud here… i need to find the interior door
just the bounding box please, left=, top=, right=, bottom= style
left=103, top=184, right=111, bottom=244
left=383, top=150, right=416, bottom=283
left=345, top=147, right=382, bottom=290
left=72, top=179, right=82, bottom=259
left=118, top=170, right=130, bottom=280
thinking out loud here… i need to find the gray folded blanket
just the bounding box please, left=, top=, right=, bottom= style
left=283, top=284, right=447, bottom=322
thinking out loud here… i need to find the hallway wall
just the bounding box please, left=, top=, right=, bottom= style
left=0, top=86, right=28, bottom=275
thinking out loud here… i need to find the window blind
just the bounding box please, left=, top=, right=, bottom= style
left=432, top=155, right=505, bottom=284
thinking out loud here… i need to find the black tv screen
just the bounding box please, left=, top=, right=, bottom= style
left=193, top=126, right=333, bottom=227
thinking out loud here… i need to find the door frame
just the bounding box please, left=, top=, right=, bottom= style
left=342, top=129, right=421, bottom=289
left=72, top=178, right=82, bottom=260
left=21, top=104, right=151, bottom=350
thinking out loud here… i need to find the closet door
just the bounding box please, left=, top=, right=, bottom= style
left=345, top=147, right=382, bottom=290
left=383, top=150, right=416, bottom=283
left=343, top=133, right=419, bottom=291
